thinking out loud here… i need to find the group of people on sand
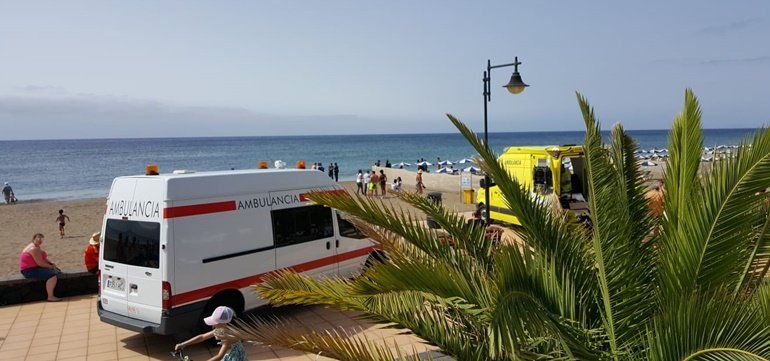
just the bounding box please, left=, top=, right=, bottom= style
left=356, top=169, right=391, bottom=197
left=311, top=162, right=340, bottom=182
left=17, top=208, right=101, bottom=302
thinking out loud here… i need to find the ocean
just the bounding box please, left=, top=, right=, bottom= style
left=0, top=129, right=759, bottom=201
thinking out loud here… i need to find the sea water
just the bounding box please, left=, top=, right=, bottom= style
left=0, top=129, right=758, bottom=200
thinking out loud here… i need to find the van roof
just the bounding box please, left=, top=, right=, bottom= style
left=116, top=169, right=339, bottom=201
left=502, top=145, right=584, bottom=156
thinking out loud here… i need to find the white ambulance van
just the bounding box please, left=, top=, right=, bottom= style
left=97, top=169, right=377, bottom=335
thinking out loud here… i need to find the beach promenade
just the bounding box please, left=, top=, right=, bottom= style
left=0, top=295, right=444, bottom=361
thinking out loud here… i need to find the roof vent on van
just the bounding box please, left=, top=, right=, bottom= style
left=172, top=170, right=195, bottom=174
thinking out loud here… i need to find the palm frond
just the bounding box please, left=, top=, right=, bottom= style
left=224, top=316, right=427, bottom=361
left=645, top=294, right=770, bottom=361
left=577, top=93, right=657, bottom=355
left=662, top=88, right=704, bottom=229
left=446, top=113, right=599, bottom=322
left=396, top=191, right=495, bottom=268
left=737, top=200, right=770, bottom=294
left=660, top=123, right=770, bottom=297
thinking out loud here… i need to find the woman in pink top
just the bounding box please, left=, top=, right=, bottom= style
left=19, top=233, right=61, bottom=301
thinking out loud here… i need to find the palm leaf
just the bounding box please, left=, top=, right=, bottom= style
left=645, top=294, right=770, bottom=361
left=224, top=316, right=427, bottom=361
left=446, top=113, right=600, bottom=323
left=577, top=93, right=659, bottom=357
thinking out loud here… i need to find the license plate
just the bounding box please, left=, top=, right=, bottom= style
left=105, top=277, right=125, bottom=291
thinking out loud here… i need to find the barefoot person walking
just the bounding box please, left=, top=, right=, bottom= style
left=19, top=233, right=62, bottom=301
left=55, top=209, right=70, bottom=238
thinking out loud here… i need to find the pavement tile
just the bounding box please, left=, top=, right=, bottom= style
left=117, top=356, right=149, bottom=361
left=89, top=334, right=118, bottom=346
left=0, top=346, right=30, bottom=360
left=86, top=351, right=118, bottom=361
left=57, top=357, right=88, bottom=361
left=26, top=351, right=59, bottom=361
left=0, top=338, right=31, bottom=351
left=58, top=338, right=89, bottom=351
left=57, top=346, right=88, bottom=359
left=87, top=342, right=118, bottom=355
left=26, top=342, right=60, bottom=355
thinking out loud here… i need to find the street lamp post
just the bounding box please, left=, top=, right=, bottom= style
left=482, top=57, right=529, bottom=224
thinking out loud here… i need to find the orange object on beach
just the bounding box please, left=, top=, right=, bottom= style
left=296, top=160, right=306, bottom=169
left=258, top=161, right=268, bottom=169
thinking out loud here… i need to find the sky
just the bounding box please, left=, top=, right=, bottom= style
left=0, top=1, right=769, bottom=140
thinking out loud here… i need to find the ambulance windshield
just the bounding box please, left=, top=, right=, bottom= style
left=103, top=219, right=160, bottom=269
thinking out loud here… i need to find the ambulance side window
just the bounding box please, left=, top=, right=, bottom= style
left=272, top=205, right=334, bottom=247
left=337, top=213, right=366, bottom=239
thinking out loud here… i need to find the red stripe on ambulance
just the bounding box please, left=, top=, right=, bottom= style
left=163, top=201, right=237, bottom=218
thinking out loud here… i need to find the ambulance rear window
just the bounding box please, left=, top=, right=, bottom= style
left=103, top=219, right=160, bottom=269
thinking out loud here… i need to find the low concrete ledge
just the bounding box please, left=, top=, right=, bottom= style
left=0, top=271, right=98, bottom=306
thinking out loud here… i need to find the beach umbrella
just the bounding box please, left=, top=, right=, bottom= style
left=437, top=168, right=453, bottom=174
left=416, top=161, right=432, bottom=167
left=395, top=162, right=411, bottom=167
left=438, top=160, right=454, bottom=166
left=457, top=158, right=475, bottom=164
left=701, top=156, right=713, bottom=162
left=640, top=160, right=657, bottom=167
left=462, top=166, right=481, bottom=173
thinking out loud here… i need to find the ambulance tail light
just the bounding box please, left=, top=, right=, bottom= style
left=96, top=269, right=101, bottom=295
left=146, top=164, right=159, bottom=176
left=162, top=281, right=172, bottom=310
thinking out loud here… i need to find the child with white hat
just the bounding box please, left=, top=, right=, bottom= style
left=174, top=306, right=246, bottom=360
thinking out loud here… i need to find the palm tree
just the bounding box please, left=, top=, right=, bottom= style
left=225, top=90, right=770, bottom=360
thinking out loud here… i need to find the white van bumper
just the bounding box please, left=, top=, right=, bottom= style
left=97, top=298, right=205, bottom=335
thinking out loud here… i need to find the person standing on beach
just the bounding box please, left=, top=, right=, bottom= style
left=55, top=209, right=70, bottom=238
left=385, top=160, right=391, bottom=168
left=2, top=182, right=14, bottom=204
left=363, top=171, right=371, bottom=196
left=318, top=162, right=325, bottom=173
left=416, top=170, right=425, bottom=194
left=328, top=163, right=334, bottom=179
left=356, top=170, right=364, bottom=194
left=379, top=169, right=388, bottom=197
left=333, top=163, right=339, bottom=182
left=370, top=171, right=380, bottom=196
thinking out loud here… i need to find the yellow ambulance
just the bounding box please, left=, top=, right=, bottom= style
left=477, top=145, right=589, bottom=225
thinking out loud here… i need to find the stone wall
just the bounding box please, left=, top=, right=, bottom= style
left=0, top=271, right=98, bottom=306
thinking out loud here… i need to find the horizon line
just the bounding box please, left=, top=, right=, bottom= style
left=0, top=126, right=762, bottom=142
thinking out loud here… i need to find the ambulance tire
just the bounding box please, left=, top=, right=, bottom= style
left=198, top=290, right=245, bottom=337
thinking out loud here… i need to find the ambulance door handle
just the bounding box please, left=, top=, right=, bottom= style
left=326, top=241, right=330, bottom=250
left=335, top=239, right=339, bottom=248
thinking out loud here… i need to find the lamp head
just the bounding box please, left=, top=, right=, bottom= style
left=503, top=56, right=529, bottom=94
left=504, top=72, right=528, bottom=94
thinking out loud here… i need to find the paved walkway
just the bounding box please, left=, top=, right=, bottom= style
left=0, top=295, right=444, bottom=360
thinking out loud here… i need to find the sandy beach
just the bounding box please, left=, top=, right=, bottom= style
left=0, top=181, right=477, bottom=277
